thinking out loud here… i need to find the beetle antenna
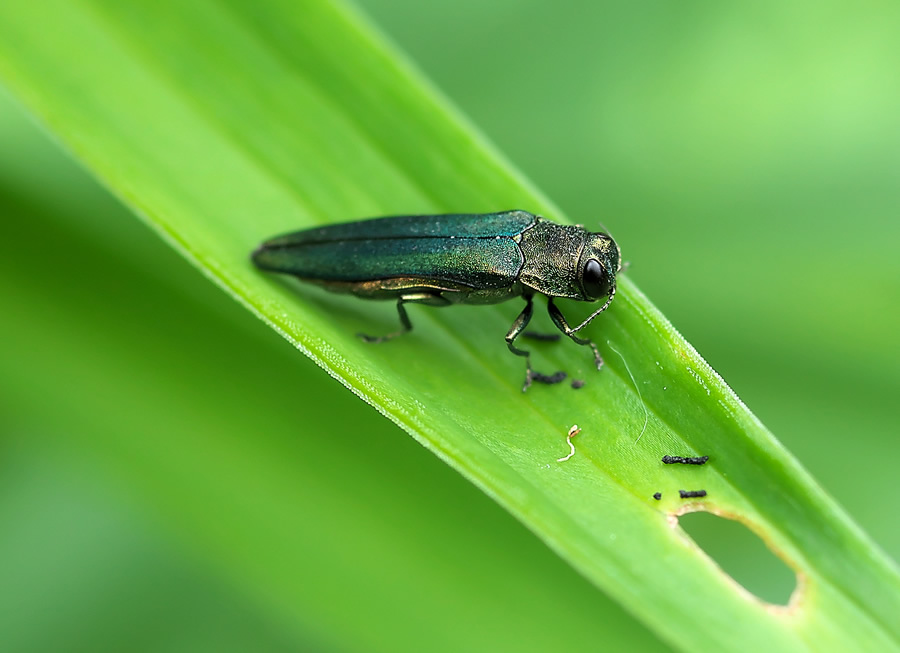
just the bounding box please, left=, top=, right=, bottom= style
left=595, top=221, right=623, bottom=272
left=570, top=283, right=616, bottom=334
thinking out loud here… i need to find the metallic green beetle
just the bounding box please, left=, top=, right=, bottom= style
left=252, top=210, right=620, bottom=391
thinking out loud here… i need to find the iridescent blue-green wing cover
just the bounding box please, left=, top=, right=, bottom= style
left=253, top=211, right=536, bottom=289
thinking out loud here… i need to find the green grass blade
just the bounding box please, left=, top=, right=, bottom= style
left=0, top=105, right=667, bottom=651
left=0, top=1, right=897, bottom=650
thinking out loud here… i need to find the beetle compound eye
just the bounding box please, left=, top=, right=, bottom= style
left=582, top=258, right=611, bottom=300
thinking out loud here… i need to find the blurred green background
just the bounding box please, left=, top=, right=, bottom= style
left=1, top=1, right=897, bottom=651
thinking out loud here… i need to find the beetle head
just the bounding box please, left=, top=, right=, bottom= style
left=564, top=233, right=620, bottom=335
left=578, top=233, right=619, bottom=302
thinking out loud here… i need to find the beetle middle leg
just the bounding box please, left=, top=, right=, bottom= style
left=547, top=297, right=604, bottom=370
left=507, top=295, right=567, bottom=392
left=522, top=330, right=562, bottom=342
left=358, top=293, right=450, bottom=343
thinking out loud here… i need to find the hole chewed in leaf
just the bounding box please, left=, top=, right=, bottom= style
left=670, top=508, right=803, bottom=611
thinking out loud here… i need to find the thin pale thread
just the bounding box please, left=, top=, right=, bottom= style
left=607, top=341, right=648, bottom=443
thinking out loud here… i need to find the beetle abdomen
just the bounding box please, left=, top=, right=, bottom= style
left=254, top=233, right=525, bottom=289
left=262, top=211, right=536, bottom=245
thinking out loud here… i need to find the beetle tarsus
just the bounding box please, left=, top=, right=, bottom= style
left=357, top=330, right=402, bottom=343
left=521, top=363, right=567, bottom=392
left=573, top=333, right=603, bottom=370
left=522, top=331, right=562, bottom=342
left=532, top=370, right=568, bottom=384
left=522, top=364, right=534, bottom=393
left=587, top=341, right=603, bottom=370
left=358, top=298, right=413, bottom=343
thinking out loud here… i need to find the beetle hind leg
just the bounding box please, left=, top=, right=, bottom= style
left=358, top=293, right=449, bottom=343
left=547, top=298, right=604, bottom=370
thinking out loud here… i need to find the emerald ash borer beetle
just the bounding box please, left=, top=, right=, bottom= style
left=252, top=210, right=620, bottom=391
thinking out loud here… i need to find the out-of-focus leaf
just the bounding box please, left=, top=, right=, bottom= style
left=0, top=1, right=897, bottom=650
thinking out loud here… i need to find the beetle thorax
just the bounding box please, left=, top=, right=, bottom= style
left=516, top=219, right=588, bottom=300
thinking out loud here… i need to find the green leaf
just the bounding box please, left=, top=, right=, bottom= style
left=0, top=109, right=666, bottom=652
left=0, top=1, right=897, bottom=651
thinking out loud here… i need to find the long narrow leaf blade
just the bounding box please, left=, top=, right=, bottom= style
left=0, top=1, right=896, bottom=650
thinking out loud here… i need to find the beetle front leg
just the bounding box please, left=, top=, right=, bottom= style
left=547, top=298, right=604, bottom=370
left=506, top=295, right=566, bottom=392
